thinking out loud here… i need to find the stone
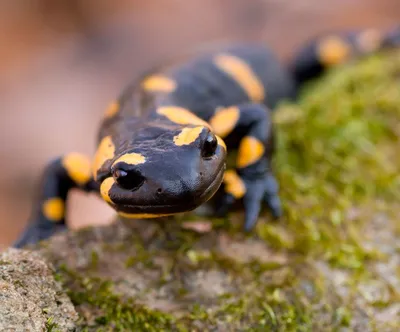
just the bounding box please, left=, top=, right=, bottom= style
left=0, top=248, right=78, bottom=332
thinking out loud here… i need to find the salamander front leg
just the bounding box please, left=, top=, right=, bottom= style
left=218, top=168, right=282, bottom=231
left=242, top=169, right=282, bottom=231
left=263, top=171, right=281, bottom=219
left=210, top=103, right=281, bottom=231
left=14, top=153, right=98, bottom=248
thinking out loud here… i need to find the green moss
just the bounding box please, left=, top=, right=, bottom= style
left=181, top=284, right=321, bottom=331
left=251, top=301, right=314, bottom=332
left=45, top=317, right=60, bottom=332
left=12, top=279, right=25, bottom=288
left=89, top=250, right=99, bottom=270
left=333, top=307, right=352, bottom=327
left=268, top=50, right=400, bottom=265
left=58, top=265, right=179, bottom=331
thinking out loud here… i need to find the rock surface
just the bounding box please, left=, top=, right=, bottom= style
left=34, top=211, right=398, bottom=331
left=0, top=248, right=78, bottom=332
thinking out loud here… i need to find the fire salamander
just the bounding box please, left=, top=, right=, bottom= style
left=14, top=26, right=400, bottom=248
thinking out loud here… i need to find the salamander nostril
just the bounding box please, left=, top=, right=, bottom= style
left=113, top=166, right=145, bottom=191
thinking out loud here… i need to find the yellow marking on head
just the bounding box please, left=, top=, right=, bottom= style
left=317, top=36, right=351, bottom=66
left=209, top=106, right=240, bottom=138
left=357, top=29, right=382, bottom=53
left=213, top=54, right=265, bottom=102
left=173, top=126, right=204, bottom=146
left=62, top=153, right=91, bottom=186
left=142, top=75, right=177, bottom=93
left=157, top=106, right=211, bottom=128
left=223, top=170, right=246, bottom=199
left=216, top=135, right=227, bottom=151
left=104, top=101, right=119, bottom=118
left=100, top=177, right=115, bottom=204
left=92, top=136, right=115, bottom=179
left=237, top=136, right=265, bottom=168
left=42, top=198, right=65, bottom=222
left=118, top=212, right=174, bottom=219
left=113, top=153, right=146, bottom=167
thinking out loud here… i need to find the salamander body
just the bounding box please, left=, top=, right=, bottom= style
left=14, top=26, right=400, bottom=247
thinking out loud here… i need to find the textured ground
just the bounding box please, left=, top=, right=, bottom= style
left=2, top=50, right=396, bottom=331
left=0, top=249, right=78, bottom=331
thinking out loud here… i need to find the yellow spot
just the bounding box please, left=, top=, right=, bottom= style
left=214, top=54, right=265, bottom=102
left=100, top=177, right=115, bottom=204
left=42, top=198, right=65, bottom=222
left=209, top=106, right=240, bottom=138
left=216, top=135, right=227, bottom=151
left=118, top=212, right=174, bottom=219
left=142, top=75, right=177, bottom=92
left=92, top=136, right=115, bottom=179
left=237, top=136, right=265, bottom=168
left=104, top=101, right=119, bottom=118
left=173, top=126, right=204, bottom=146
left=62, top=153, right=91, bottom=186
left=157, top=106, right=211, bottom=128
left=113, top=153, right=146, bottom=167
left=317, top=36, right=351, bottom=66
left=223, top=170, right=246, bottom=199
left=357, top=29, right=382, bottom=53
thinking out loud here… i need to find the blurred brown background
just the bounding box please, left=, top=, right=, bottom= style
left=1, top=0, right=399, bottom=248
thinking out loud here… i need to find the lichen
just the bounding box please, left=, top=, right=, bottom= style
left=41, top=49, right=400, bottom=331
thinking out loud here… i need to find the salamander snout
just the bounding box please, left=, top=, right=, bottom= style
left=98, top=125, right=227, bottom=217
left=112, top=163, right=145, bottom=191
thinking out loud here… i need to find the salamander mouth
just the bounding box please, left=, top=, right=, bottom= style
left=115, top=165, right=225, bottom=215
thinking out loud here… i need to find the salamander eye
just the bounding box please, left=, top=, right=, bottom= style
left=202, top=132, right=218, bottom=158
left=112, top=165, right=145, bottom=191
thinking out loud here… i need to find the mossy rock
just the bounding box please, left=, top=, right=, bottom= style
left=36, top=49, right=400, bottom=331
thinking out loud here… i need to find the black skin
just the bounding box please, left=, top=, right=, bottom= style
left=15, top=44, right=294, bottom=247
left=382, top=25, right=400, bottom=48
left=13, top=158, right=99, bottom=248
left=14, top=28, right=399, bottom=247
left=290, top=26, right=400, bottom=86
left=288, top=31, right=359, bottom=85
left=213, top=103, right=280, bottom=231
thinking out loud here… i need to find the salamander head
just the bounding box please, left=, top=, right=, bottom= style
left=95, top=123, right=226, bottom=218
